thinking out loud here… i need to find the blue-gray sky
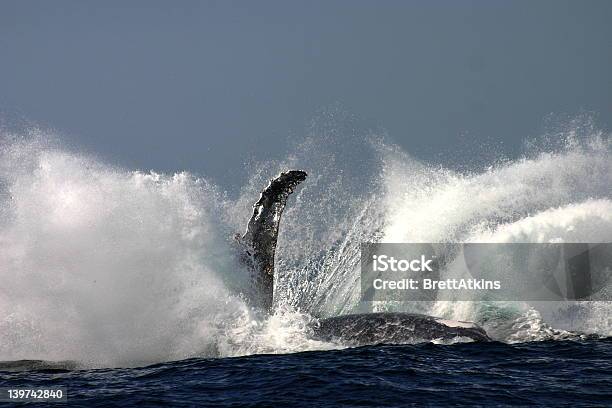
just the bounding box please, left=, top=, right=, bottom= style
left=1, top=0, right=611, bottom=186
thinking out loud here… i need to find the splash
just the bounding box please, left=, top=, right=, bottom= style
left=271, top=115, right=611, bottom=340
left=0, top=135, right=264, bottom=366
left=0, top=114, right=611, bottom=367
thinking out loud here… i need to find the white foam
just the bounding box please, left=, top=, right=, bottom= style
left=0, top=121, right=610, bottom=366
left=434, top=319, right=478, bottom=329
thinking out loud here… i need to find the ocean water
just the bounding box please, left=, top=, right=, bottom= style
left=1, top=339, right=611, bottom=407
left=0, top=114, right=611, bottom=405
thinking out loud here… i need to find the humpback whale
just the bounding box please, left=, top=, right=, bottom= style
left=241, top=170, right=491, bottom=344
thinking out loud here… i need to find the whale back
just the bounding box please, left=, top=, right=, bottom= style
left=313, top=313, right=491, bottom=344
left=242, top=170, right=307, bottom=313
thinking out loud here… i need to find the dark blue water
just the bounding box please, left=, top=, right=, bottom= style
left=1, top=339, right=611, bottom=407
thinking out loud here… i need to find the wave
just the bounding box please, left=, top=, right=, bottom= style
left=0, top=114, right=610, bottom=367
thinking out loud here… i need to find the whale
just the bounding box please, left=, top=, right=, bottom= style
left=240, top=170, right=491, bottom=344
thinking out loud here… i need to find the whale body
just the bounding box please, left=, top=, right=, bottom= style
left=312, top=312, right=491, bottom=344
left=241, top=170, right=491, bottom=344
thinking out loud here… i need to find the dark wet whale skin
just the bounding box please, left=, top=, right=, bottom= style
left=241, top=170, right=491, bottom=344
left=241, top=170, right=307, bottom=312
left=312, top=312, right=491, bottom=345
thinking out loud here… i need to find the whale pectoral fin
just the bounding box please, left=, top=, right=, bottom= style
left=241, top=170, right=307, bottom=313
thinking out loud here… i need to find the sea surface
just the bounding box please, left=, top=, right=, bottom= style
left=1, top=118, right=611, bottom=406
left=1, top=339, right=611, bottom=407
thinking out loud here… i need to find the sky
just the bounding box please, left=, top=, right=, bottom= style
left=1, top=0, right=611, bottom=187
